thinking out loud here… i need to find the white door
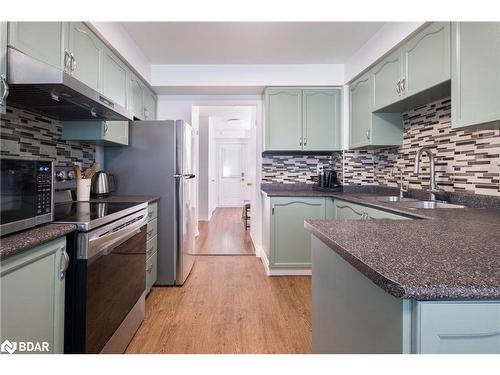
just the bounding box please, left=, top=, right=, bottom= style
left=217, top=142, right=245, bottom=207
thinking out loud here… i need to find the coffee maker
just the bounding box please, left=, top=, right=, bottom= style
left=315, top=165, right=342, bottom=191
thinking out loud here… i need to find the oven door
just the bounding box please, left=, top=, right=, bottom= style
left=84, top=213, right=147, bottom=353
left=0, top=158, right=36, bottom=234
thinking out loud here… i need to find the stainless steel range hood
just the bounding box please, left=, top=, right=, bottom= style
left=6, top=48, right=133, bottom=121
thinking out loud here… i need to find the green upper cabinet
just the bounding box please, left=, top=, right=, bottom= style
left=0, top=238, right=68, bottom=354
left=270, top=197, right=326, bottom=268
left=143, top=87, right=157, bottom=120
left=372, top=49, right=403, bottom=111
left=8, top=22, right=68, bottom=70
left=62, top=120, right=129, bottom=146
left=349, top=73, right=372, bottom=148
left=302, top=89, right=341, bottom=151
left=265, top=87, right=342, bottom=152
left=67, top=22, right=102, bottom=92
left=402, top=22, right=451, bottom=98
left=102, top=46, right=128, bottom=108
left=128, top=72, right=144, bottom=119
left=452, top=22, right=500, bottom=129
left=1, top=22, right=7, bottom=114
left=265, top=88, right=302, bottom=151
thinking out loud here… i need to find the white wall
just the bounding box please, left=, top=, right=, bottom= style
left=344, top=22, right=425, bottom=82
left=198, top=116, right=210, bottom=220
left=89, top=22, right=151, bottom=83
left=151, top=64, right=345, bottom=89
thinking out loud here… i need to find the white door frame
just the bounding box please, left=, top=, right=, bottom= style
left=191, top=100, right=263, bottom=258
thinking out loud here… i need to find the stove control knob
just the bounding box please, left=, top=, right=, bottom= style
left=66, top=171, right=75, bottom=180
left=56, top=171, right=67, bottom=181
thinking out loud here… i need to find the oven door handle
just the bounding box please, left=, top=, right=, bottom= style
left=88, top=215, right=147, bottom=260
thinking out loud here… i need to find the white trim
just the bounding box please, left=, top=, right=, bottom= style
left=260, top=253, right=312, bottom=276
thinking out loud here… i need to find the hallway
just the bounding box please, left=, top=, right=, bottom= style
left=126, top=207, right=312, bottom=354
left=196, top=208, right=255, bottom=255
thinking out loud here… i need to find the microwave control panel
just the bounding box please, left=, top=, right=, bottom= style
left=36, top=162, right=53, bottom=215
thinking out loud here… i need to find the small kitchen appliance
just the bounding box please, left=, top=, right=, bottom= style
left=90, top=171, right=116, bottom=198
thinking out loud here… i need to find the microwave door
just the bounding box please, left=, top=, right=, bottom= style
left=0, top=160, right=37, bottom=234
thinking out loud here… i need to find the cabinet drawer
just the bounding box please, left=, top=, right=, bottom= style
left=145, top=250, right=157, bottom=295
left=147, top=202, right=158, bottom=222
left=146, top=218, right=157, bottom=241
left=415, top=301, right=500, bottom=354
left=146, top=235, right=157, bottom=260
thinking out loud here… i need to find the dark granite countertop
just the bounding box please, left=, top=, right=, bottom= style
left=89, top=195, right=160, bottom=204
left=1, top=223, right=77, bottom=261
left=262, top=184, right=500, bottom=300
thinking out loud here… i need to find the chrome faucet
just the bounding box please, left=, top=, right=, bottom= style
left=393, top=167, right=408, bottom=198
left=413, top=147, right=438, bottom=200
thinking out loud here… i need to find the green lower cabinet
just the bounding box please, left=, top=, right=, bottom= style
left=146, top=248, right=157, bottom=295
left=145, top=202, right=158, bottom=295
left=333, top=199, right=410, bottom=220
left=1, top=22, right=7, bottom=114
left=312, top=235, right=500, bottom=354
left=270, top=197, right=326, bottom=268
left=62, top=120, right=129, bottom=146
left=414, top=301, right=500, bottom=354
left=0, top=238, right=68, bottom=354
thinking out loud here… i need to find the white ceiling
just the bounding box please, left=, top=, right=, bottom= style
left=121, top=22, right=385, bottom=64
left=198, top=106, right=254, bottom=130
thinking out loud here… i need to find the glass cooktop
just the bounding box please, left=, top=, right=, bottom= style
left=54, top=201, right=147, bottom=231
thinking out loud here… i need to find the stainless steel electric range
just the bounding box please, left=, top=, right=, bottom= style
left=55, top=200, right=148, bottom=354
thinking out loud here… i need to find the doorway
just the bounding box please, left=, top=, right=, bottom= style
left=194, top=105, right=257, bottom=255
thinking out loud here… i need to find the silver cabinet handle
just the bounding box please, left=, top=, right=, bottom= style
left=366, top=129, right=370, bottom=140
left=396, top=80, right=401, bottom=94
left=144, top=107, right=149, bottom=119
left=104, top=122, right=109, bottom=134
left=148, top=211, right=153, bottom=218
left=147, top=229, right=153, bottom=236
left=0, top=74, right=8, bottom=106
left=303, top=137, right=307, bottom=146
left=70, top=52, right=76, bottom=72
left=60, top=247, right=70, bottom=280
left=146, top=246, right=154, bottom=256
left=299, top=137, right=302, bottom=147
left=271, top=204, right=275, bottom=215
left=146, top=264, right=154, bottom=273
left=64, top=49, right=70, bottom=72
left=400, top=77, right=406, bottom=93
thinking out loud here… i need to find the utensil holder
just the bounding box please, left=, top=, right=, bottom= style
left=76, top=179, right=92, bottom=201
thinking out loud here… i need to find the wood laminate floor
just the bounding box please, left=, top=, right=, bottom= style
left=126, top=208, right=312, bottom=354
left=195, top=208, right=255, bottom=255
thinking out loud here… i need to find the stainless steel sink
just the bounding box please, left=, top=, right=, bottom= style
left=399, top=200, right=465, bottom=209
left=377, top=196, right=418, bottom=203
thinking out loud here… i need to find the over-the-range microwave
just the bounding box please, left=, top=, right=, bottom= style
left=1, top=157, right=54, bottom=236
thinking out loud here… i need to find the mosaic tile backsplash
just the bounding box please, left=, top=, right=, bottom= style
left=0, top=106, right=96, bottom=167
left=262, top=153, right=342, bottom=184
left=343, top=97, right=500, bottom=196
left=262, top=97, right=499, bottom=196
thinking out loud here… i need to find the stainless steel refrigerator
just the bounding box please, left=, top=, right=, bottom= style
left=104, top=120, right=196, bottom=285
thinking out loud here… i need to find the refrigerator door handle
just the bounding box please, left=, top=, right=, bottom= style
left=174, top=174, right=196, bottom=179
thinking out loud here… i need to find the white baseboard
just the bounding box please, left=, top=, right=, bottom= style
left=260, top=253, right=311, bottom=276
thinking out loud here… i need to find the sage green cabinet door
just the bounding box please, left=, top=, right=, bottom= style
left=265, top=88, right=302, bottom=151
left=349, top=73, right=372, bottom=148
left=1, top=22, right=7, bottom=114
left=143, top=87, right=157, bottom=120
left=128, top=72, right=144, bottom=119
left=271, top=197, right=325, bottom=267
left=0, top=238, right=67, bottom=354
left=8, top=22, right=67, bottom=69
left=452, top=22, right=500, bottom=129
left=146, top=250, right=157, bottom=295
left=334, top=200, right=365, bottom=220
left=403, top=22, right=450, bottom=97
left=102, top=48, right=128, bottom=108
left=415, top=301, right=500, bottom=354
left=68, top=22, right=102, bottom=92
left=103, top=121, right=129, bottom=145
left=302, top=89, right=341, bottom=151
left=372, top=49, right=403, bottom=111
